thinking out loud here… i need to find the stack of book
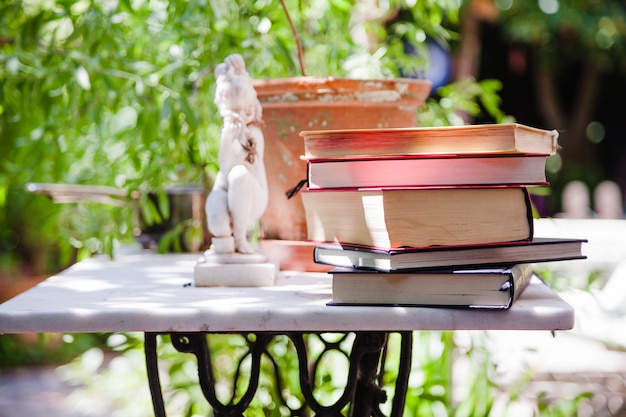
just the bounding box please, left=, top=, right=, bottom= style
left=298, top=123, right=587, bottom=309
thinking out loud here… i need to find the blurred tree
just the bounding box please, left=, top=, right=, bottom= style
left=492, top=0, right=626, bottom=177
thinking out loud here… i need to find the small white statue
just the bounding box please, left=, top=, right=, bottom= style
left=205, top=54, right=268, bottom=255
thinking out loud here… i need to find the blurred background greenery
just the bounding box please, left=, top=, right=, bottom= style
left=2, top=0, right=625, bottom=277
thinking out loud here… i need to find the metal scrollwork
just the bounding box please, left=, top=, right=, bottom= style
left=145, top=331, right=413, bottom=417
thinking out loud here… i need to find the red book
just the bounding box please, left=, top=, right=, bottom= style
left=306, top=154, right=549, bottom=189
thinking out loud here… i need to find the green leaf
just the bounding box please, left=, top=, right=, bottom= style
left=74, top=65, right=91, bottom=90
left=156, top=190, right=170, bottom=221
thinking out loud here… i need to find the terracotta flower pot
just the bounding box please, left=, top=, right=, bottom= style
left=253, top=77, right=432, bottom=270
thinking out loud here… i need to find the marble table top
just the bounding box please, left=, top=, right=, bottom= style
left=0, top=252, right=574, bottom=334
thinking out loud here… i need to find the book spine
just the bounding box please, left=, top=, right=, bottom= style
left=511, top=264, right=534, bottom=306
left=306, top=156, right=548, bottom=189
left=522, top=187, right=534, bottom=240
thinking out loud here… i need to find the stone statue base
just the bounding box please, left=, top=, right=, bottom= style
left=194, top=237, right=278, bottom=287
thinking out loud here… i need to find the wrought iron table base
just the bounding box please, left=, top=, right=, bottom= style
left=145, top=331, right=413, bottom=417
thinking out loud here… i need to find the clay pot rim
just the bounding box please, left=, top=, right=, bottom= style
left=253, top=76, right=432, bottom=107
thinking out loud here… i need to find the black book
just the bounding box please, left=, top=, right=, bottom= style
left=329, top=264, right=535, bottom=309
left=314, top=237, right=587, bottom=272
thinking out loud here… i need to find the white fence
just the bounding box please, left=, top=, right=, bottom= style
left=559, top=179, right=624, bottom=219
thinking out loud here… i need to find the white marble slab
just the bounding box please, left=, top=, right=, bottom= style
left=0, top=253, right=574, bottom=334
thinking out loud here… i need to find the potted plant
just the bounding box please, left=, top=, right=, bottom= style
left=247, top=1, right=452, bottom=270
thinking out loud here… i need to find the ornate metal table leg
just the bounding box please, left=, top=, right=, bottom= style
left=288, top=332, right=357, bottom=416
left=350, top=332, right=388, bottom=417
left=173, top=332, right=271, bottom=416
left=389, top=331, right=413, bottom=417
left=143, top=331, right=414, bottom=417
left=145, top=332, right=166, bottom=417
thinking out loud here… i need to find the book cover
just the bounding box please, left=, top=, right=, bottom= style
left=306, top=154, right=549, bottom=189
left=313, top=237, right=587, bottom=271
left=300, top=123, right=559, bottom=159
left=302, top=186, right=534, bottom=249
left=329, top=263, right=535, bottom=309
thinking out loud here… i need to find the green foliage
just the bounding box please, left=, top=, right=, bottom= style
left=156, top=218, right=204, bottom=253
left=0, top=332, right=109, bottom=368
left=55, top=332, right=155, bottom=415
left=0, top=0, right=467, bottom=273
left=535, top=391, right=594, bottom=417
left=401, top=331, right=499, bottom=417
left=534, top=264, right=604, bottom=293
left=495, top=0, right=626, bottom=72
left=0, top=0, right=223, bottom=272
left=418, top=78, right=514, bottom=127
